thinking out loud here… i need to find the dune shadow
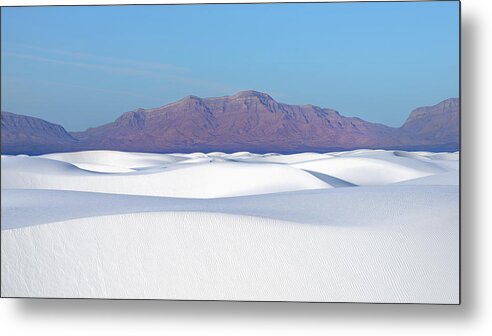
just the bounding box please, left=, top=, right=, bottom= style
left=302, top=169, right=357, bottom=187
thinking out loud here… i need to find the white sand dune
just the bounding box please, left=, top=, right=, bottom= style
left=42, top=150, right=190, bottom=169
left=395, top=171, right=459, bottom=186
left=232, top=152, right=334, bottom=164
left=1, top=211, right=458, bottom=303
left=1, top=155, right=331, bottom=198
left=0, top=149, right=459, bottom=303
left=1, top=185, right=457, bottom=230
left=293, top=157, right=440, bottom=186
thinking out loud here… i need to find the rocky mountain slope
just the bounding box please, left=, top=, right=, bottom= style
left=401, top=98, right=459, bottom=145
left=1, top=111, right=78, bottom=155
left=1, top=91, right=459, bottom=154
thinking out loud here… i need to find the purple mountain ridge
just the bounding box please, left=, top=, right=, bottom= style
left=1, top=111, right=79, bottom=155
left=401, top=98, right=459, bottom=145
left=1, top=91, right=459, bottom=155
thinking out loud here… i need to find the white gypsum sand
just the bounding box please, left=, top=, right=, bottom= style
left=0, top=150, right=459, bottom=303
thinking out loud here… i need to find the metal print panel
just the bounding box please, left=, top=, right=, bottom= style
left=0, top=1, right=460, bottom=303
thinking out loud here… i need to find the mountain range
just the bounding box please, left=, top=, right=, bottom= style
left=1, top=90, right=459, bottom=155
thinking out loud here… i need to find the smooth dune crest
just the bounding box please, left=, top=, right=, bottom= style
left=2, top=149, right=458, bottom=197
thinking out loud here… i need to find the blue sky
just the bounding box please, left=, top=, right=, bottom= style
left=1, top=2, right=459, bottom=131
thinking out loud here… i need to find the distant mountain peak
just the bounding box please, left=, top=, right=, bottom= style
left=164, top=91, right=275, bottom=105
left=401, top=97, right=459, bottom=145
left=180, top=94, right=202, bottom=101
left=1, top=111, right=78, bottom=155
left=403, top=97, right=459, bottom=123
left=1, top=95, right=460, bottom=155
left=232, top=90, right=273, bottom=100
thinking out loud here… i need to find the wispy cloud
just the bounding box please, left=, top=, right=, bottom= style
left=2, top=51, right=155, bottom=76
left=1, top=74, right=165, bottom=102
left=17, top=44, right=190, bottom=74
left=3, top=44, right=239, bottom=96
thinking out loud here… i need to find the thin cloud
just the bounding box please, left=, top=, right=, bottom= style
left=4, top=45, right=239, bottom=96
left=2, top=51, right=155, bottom=76
left=1, top=74, right=165, bottom=102
left=17, top=44, right=191, bottom=74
